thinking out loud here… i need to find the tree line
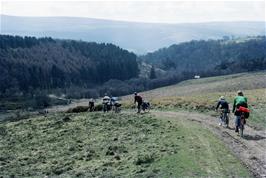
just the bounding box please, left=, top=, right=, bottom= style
left=141, top=36, right=266, bottom=74
left=0, top=35, right=139, bottom=96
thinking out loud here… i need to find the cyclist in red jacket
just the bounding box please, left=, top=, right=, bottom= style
left=134, top=92, right=143, bottom=113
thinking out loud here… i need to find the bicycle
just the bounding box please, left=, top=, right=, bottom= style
left=142, top=101, right=151, bottom=112
left=239, top=112, right=247, bottom=138
left=236, top=106, right=250, bottom=138
left=103, top=102, right=112, bottom=112
left=218, top=109, right=229, bottom=127
left=113, top=102, right=122, bottom=113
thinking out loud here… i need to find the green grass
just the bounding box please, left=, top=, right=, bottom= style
left=0, top=112, right=251, bottom=177
left=152, top=116, right=250, bottom=177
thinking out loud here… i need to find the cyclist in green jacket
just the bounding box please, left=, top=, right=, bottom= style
left=232, top=90, right=248, bottom=132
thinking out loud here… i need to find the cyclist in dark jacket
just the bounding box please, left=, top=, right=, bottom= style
left=216, top=96, right=229, bottom=126
left=134, top=92, right=143, bottom=113
left=88, top=98, right=95, bottom=112
left=216, top=96, right=229, bottom=111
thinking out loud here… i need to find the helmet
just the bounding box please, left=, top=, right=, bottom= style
left=220, top=96, right=225, bottom=100
left=237, top=90, right=243, bottom=96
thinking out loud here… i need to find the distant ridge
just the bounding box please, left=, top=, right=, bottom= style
left=1, top=15, right=265, bottom=54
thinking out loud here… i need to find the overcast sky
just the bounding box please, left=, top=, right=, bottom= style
left=1, top=1, right=265, bottom=23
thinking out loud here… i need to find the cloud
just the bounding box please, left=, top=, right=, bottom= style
left=1, top=1, right=265, bottom=23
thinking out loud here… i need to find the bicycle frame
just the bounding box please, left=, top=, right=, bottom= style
left=218, top=109, right=229, bottom=127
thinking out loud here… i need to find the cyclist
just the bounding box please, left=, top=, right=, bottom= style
left=215, top=96, right=230, bottom=127
left=232, top=90, right=248, bottom=133
left=88, top=98, right=95, bottom=112
left=102, top=94, right=111, bottom=112
left=134, top=92, right=143, bottom=113
left=114, top=99, right=122, bottom=113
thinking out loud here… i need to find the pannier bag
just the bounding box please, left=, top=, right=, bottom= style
left=237, top=106, right=250, bottom=118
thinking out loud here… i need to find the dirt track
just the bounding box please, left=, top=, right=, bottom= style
left=152, top=111, right=266, bottom=178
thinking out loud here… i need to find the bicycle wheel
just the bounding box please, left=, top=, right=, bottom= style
left=240, top=125, right=244, bottom=137
left=146, top=105, right=150, bottom=112
left=240, top=117, right=245, bottom=137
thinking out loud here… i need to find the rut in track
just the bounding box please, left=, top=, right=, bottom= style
left=152, top=111, right=266, bottom=178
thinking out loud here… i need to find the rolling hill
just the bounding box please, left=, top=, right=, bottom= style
left=141, top=36, right=266, bottom=73
left=1, top=15, right=265, bottom=54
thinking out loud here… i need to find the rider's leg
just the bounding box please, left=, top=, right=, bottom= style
left=137, top=103, right=141, bottom=113
left=219, top=113, right=223, bottom=126
left=222, top=112, right=226, bottom=126
left=222, top=112, right=227, bottom=125
left=104, top=104, right=107, bottom=112
left=225, top=113, right=229, bottom=126
left=235, top=115, right=240, bottom=132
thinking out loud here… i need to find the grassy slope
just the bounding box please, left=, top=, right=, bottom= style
left=0, top=112, right=250, bottom=177
left=123, top=71, right=266, bottom=129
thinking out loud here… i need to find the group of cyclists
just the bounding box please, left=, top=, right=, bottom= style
left=88, top=92, right=150, bottom=113
left=88, top=89, right=249, bottom=137
left=88, top=94, right=122, bottom=113
left=215, top=90, right=250, bottom=137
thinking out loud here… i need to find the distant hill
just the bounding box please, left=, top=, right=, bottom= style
left=1, top=15, right=265, bottom=54
left=0, top=35, right=138, bottom=94
left=140, top=37, right=266, bottom=74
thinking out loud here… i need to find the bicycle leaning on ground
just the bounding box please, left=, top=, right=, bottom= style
left=141, top=101, right=151, bottom=112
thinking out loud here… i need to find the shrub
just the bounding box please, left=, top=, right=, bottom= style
left=66, top=106, right=89, bottom=113
left=134, top=153, right=155, bottom=165
left=94, top=104, right=103, bottom=111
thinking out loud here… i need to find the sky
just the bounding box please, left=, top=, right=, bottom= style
left=1, top=0, right=265, bottom=23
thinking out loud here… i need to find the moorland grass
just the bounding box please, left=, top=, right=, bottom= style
left=0, top=112, right=251, bottom=177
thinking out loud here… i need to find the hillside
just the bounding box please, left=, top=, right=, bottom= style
left=0, top=112, right=251, bottom=177
left=1, top=15, right=265, bottom=54
left=123, top=71, right=266, bottom=129
left=141, top=37, right=266, bottom=73
left=0, top=35, right=138, bottom=95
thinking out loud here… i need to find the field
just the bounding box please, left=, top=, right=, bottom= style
left=0, top=112, right=251, bottom=177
